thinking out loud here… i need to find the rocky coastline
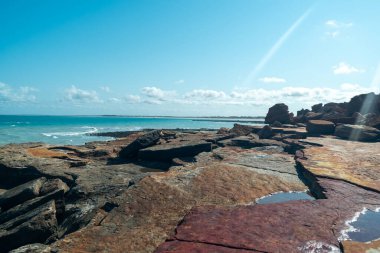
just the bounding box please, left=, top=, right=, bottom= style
left=0, top=92, right=380, bottom=252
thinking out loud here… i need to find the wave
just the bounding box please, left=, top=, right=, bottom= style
left=42, top=126, right=98, bottom=137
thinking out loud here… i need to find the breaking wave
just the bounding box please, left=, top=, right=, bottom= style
left=42, top=126, right=98, bottom=137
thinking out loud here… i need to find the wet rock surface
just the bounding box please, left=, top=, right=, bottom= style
left=342, top=239, right=380, bottom=253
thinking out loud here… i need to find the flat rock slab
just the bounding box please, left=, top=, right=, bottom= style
left=138, top=141, right=212, bottom=162
left=53, top=146, right=309, bottom=252
left=155, top=201, right=342, bottom=253
left=156, top=177, right=380, bottom=253
left=214, top=147, right=305, bottom=189
left=218, top=136, right=286, bottom=149
left=156, top=241, right=257, bottom=253
left=299, top=137, right=380, bottom=192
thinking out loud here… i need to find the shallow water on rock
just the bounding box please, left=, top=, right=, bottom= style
left=256, top=191, right=315, bottom=204
left=347, top=209, right=380, bottom=242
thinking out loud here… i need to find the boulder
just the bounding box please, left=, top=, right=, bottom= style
left=0, top=177, right=46, bottom=211
left=258, top=125, right=274, bottom=139
left=329, top=117, right=356, bottom=124
left=311, top=103, right=323, bottom=112
left=305, top=112, right=323, bottom=121
left=9, top=243, right=51, bottom=253
left=138, top=141, right=212, bottom=162
left=0, top=201, right=58, bottom=253
left=306, top=120, right=335, bottom=135
left=119, top=130, right=162, bottom=158
left=334, top=124, right=380, bottom=142
left=363, top=113, right=380, bottom=129
left=271, top=121, right=282, bottom=127
left=296, top=108, right=310, bottom=117
left=229, top=124, right=254, bottom=136
left=265, top=103, right=291, bottom=124
left=347, top=92, right=380, bottom=115
left=216, top=127, right=230, bottom=135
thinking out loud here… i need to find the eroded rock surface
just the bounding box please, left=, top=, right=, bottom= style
left=299, top=137, right=380, bottom=192
left=156, top=135, right=380, bottom=253
left=1, top=125, right=379, bottom=252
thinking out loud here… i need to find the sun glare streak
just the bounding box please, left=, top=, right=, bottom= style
left=350, top=62, right=380, bottom=140
left=370, top=62, right=380, bottom=93
left=242, top=6, right=313, bottom=87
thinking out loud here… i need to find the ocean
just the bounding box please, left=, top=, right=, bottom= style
left=0, top=115, right=264, bottom=145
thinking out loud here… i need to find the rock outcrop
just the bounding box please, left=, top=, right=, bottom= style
left=138, top=141, right=212, bottom=162
left=293, top=92, right=380, bottom=131
left=119, top=130, right=163, bottom=158
left=0, top=201, right=58, bottom=253
left=334, top=124, right=380, bottom=142
left=0, top=178, right=46, bottom=211
left=1, top=110, right=380, bottom=252
left=265, top=103, right=292, bottom=124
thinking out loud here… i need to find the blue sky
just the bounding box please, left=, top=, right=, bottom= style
left=0, top=0, right=379, bottom=116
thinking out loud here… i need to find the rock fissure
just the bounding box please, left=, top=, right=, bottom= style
left=171, top=238, right=269, bottom=253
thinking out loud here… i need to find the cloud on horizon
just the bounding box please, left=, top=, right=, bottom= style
left=0, top=82, right=37, bottom=103
left=64, top=85, right=102, bottom=103
left=258, top=77, right=287, bottom=83
left=141, top=86, right=177, bottom=104
left=120, top=84, right=376, bottom=108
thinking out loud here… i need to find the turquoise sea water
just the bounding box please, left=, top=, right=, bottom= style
left=0, top=115, right=264, bottom=145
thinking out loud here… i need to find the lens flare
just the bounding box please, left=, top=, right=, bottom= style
left=242, top=6, right=313, bottom=87
left=350, top=62, right=380, bottom=141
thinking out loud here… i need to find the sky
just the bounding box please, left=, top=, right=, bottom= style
left=0, top=0, right=380, bottom=116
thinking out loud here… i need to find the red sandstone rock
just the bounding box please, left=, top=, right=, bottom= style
left=306, top=120, right=335, bottom=135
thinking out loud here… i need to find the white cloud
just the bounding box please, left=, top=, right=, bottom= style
left=108, top=97, right=121, bottom=103
left=84, top=83, right=376, bottom=109
left=333, top=62, right=364, bottom=75
left=175, top=79, right=185, bottom=84
left=124, top=95, right=141, bottom=103
left=0, top=82, right=37, bottom=103
left=258, top=77, right=287, bottom=83
left=135, top=85, right=375, bottom=107
left=325, top=20, right=353, bottom=28
left=142, top=86, right=165, bottom=99
left=185, top=89, right=227, bottom=99
left=141, top=86, right=176, bottom=104
left=325, top=20, right=353, bottom=38
left=325, top=20, right=339, bottom=28
left=100, top=86, right=110, bottom=92
left=64, top=86, right=102, bottom=103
